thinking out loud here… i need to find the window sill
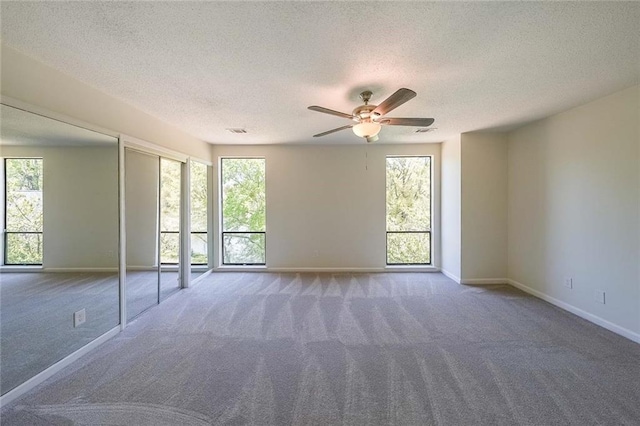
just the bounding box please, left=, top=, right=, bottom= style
left=215, top=265, right=267, bottom=271
left=385, top=265, right=439, bottom=272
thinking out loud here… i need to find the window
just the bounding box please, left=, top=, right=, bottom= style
left=386, top=156, right=432, bottom=265
left=4, top=158, right=43, bottom=265
left=160, top=158, right=181, bottom=264
left=190, top=161, right=208, bottom=265
left=220, top=158, right=266, bottom=265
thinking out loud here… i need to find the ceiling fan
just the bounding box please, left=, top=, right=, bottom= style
left=308, top=88, right=435, bottom=143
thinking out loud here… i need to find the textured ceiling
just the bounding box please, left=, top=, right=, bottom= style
left=1, top=2, right=638, bottom=145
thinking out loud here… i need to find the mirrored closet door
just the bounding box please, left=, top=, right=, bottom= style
left=124, top=148, right=160, bottom=320
left=159, top=157, right=181, bottom=299
left=189, top=160, right=209, bottom=280
left=0, top=104, right=119, bottom=395
left=124, top=149, right=184, bottom=321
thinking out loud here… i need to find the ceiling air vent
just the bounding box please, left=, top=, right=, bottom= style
left=226, top=128, right=247, bottom=134
left=415, top=128, right=437, bottom=133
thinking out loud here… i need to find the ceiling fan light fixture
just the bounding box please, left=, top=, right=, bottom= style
left=352, top=122, right=381, bottom=139
left=308, top=88, right=433, bottom=142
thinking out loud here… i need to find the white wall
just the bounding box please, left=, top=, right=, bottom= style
left=440, top=136, right=461, bottom=281
left=212, top=143, right=440, bottom=270
left=508, top=85, right=640, bottom=336
left=460, top=132, right=508, bottom=281
left=0, top=43, right=210, bottom=161
left=1, top=145, right=119, bottom=268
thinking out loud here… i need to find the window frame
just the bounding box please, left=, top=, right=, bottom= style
left=219, top=157, right=266, bottom=266
left=385, top=155, right=433, bottom=266
left=3, top=157, right=44, bottom=266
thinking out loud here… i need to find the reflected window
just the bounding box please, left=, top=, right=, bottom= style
left=190, top=161, right=208, bottom=265
left=160, top=158, right=181, bottom=264
left=4, top=158, right=43, bottom=265
left=220, top=158, right=266, bottom=265
left=386, top=156, right=432, bottom=265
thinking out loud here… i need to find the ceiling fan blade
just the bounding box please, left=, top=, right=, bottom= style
left=372, top=88, right=417, bottom=116
left=313, top=125, right=353, bottom=137
left=308, top=106, right=353, bottom=119
left=379, top=117, right=435, bottom=127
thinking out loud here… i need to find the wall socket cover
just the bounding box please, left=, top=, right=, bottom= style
left=74, top=308, right=86, bottom=327
left=564, top=278, right=573, bottom=289
left=596, top=291, right=606, bottom=304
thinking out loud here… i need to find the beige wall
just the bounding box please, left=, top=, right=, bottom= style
left=460, top=132, right=508, bottom=281
left=212, top=143, right=440, bottom=270
left=440, top=136, right=461, bottom=280
left=508, top=85, right=640, bottom=336
left=0, top=44, right=211, bottom=161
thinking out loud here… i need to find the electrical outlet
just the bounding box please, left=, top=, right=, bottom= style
left=74, top=309, right=86, bottom=327
left=564, top=278, right=573, bottom=289
left=595, top=291, right=606, bottom=304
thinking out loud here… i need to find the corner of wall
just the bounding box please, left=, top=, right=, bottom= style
left=459, top=132, right=508, bottom=282
left=441, top=136, right=462, bottom=279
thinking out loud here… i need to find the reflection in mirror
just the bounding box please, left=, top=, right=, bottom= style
left=190, top=160, right=209, bottom=280
left=125, top=149, right=160, bottom=320
left=160, top=158, right=181, bottom=299
left=0, top=104, right=119, bottom=395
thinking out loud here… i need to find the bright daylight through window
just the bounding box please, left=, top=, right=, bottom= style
left=190, top=161, right=208, bottom=265
left=386, top=156, right=432, bottom=265
left=221, top=158, right=266, bottom=265
left=4, top=158, right=43, bottom=265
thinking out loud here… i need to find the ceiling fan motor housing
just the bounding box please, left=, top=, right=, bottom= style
left=352, top=104, right=377, bottom=122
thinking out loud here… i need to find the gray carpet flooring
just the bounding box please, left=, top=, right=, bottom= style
left=1, top=270, right=199, bottom=395
left=0, top=272, right=119, bottom=395
left=1, top=272, right=639, bottom=425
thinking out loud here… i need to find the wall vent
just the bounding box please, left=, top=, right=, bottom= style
left=226, top=128, right=247, bottom=134
left=415, top=128, right=437, bottom=133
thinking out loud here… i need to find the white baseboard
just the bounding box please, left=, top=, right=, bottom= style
left=265, top=267, right=440, bottom=273
left=189, top=268, right=213, bottom=287
left=0, top=267, right=118, bottom=273
left=508, top=279, right=640, bottom=344
left=461, top=278, right=509, bottom=285
left=125, top=266, right=159, bottom=271
left=214, top=266, right=442, bottom=274
left=0, top=266, right=43, bottom=272
left=0, top=326, right=120, bottom=408
left=266, top=267, right=386, bottom=273
left=214, top=267, right=387, bottom=273
left=44, top=267, right=119, bottom=273
left=440, top=269, right=461, bottom=283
